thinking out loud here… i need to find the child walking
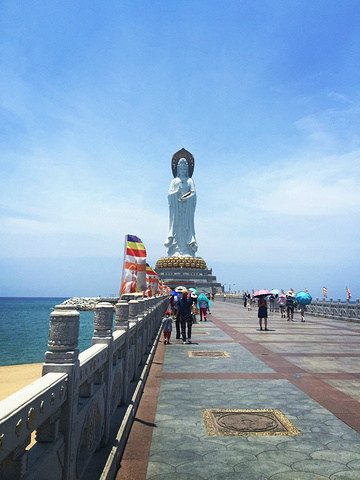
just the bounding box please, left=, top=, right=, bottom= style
left=162, top=311, right=173, bottom=345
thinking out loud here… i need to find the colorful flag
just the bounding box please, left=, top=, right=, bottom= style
left=323, top=287, right=327, bottom=298
left=346, top=286, right=351, bottom=300
left=120, top=235, right=147, bottom=295
left=305, top=288, right=309, bottom=293
left=146, top=264, right=159, bottom=297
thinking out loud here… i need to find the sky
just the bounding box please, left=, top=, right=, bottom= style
left=1, top=1, right=360, bottom=299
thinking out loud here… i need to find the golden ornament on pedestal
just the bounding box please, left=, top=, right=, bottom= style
left=155, top=257, right=207, bottom=269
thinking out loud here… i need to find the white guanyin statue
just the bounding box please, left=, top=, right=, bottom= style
left=164, top=157, right=198, bottom=257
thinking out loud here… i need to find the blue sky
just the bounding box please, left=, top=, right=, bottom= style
left=1, top=1, right=359, bottom=299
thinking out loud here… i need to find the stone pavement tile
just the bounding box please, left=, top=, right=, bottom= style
left=162, top=342, right=275, bottom=374
left=263, top=343, right=360, bottom=354
left=348, top=459, right=360, bottom=469
left=257, top=449, right=309, bottom=464
left=245, top=334, right=360, bottom=343
left=191, top=330, right=234, bottom=340
left=327, top=440, right=360, bottom=453
left=147, top=474, right=204, bottom=480
left=146, top=379, right=360, bottom=479
left=202, top=450, right=257, bottom=464
left=233, top=459, right=291, bottom=477
left=330, top=472, right=360, bottom=480
left=270, top=473, right=329, bottom=479
left=283, top=356, right=360, bottom=373
left=311, top=449, right=360, bottom=463
left=148, top=450, right=204, bottom=467
left=291, top=459, right=350, bottom=476
left=175, top=460, right=235, bottom=477
left=323, top=379, right=360, bottom=401
left=335, top=414, right=360, bottom=432
left=146, top=461, right=176, bottom=478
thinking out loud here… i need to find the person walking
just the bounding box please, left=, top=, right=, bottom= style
left=197, top=293, right=211, bottom=322
left=190, top=292, right=198, bottom=323
left=206, top=292, right=212, bottom=315
left=279, top=294, right=286, bottom=318
left=269, top=295, right=275, bottom=312
left=177, top=290, right=194, bottom=344
left=286, top=294, right=295, bottom=321
left=243, top=292, right=247, bottom=307
left=299, top=303, right=306, bottom=322
left=247, top=293, right=252, bottom=311
left=258, top=296, right=268, bottom=331
left=162, top=311, right=173, bottom=344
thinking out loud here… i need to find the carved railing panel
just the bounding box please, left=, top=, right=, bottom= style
left=0, top=296, right=168, bottom=480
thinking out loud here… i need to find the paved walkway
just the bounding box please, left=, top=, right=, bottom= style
left=116, top=301, right=360, bottom=480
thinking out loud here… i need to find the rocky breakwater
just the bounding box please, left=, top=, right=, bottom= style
left=58, top=297, right=101, bottom=311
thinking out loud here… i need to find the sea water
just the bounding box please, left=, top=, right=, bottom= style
left=0, top=298, right=100, bottom=366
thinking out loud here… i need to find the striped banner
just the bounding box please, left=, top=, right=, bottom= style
left=120, top=235, right=147, bottom=294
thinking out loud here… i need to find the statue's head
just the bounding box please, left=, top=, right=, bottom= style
left=177, top=158, right=189, bottom=177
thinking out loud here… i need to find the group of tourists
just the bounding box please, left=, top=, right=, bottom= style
left=162, top=290, right=212, bottom=345
left=254, top=290, right=307, bottom=331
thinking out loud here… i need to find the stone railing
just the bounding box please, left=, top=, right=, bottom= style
left=306, top=297, right=360, bottom=321
left=215, top=294, right=243, bottom=305
left=0, top=296, right=168, bottom=480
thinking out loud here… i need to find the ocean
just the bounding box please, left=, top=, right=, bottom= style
left=0, top=298, right=99, bottom=366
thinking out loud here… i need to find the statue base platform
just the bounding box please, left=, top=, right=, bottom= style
left=155, top=257, right=222, bottom=293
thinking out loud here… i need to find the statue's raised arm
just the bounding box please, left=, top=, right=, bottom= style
left=164, top=152, right=198, bottom=257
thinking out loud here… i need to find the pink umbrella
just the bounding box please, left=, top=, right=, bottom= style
left=253, top=289, right=272, bottom=297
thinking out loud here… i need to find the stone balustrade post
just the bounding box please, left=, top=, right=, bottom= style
left=92, top=302, right=114, bottom=341
left=138, top=299, right=147, bottom=359
left=114, top=300, right=129, bottom=401
left=345, top=298, right=350, bottom=317
left=128, top=300, right=139, bottom=323
left=91, top=302, right=114, bottom=447
left=338, top=298, right=341, bottom=317
left=146, top=298, right=153, bottom=342
left=138, top=298, right=145, bottom=320
left=114, top=300, right=129, bottom=331
left=128, top=300, right=140, bottom=368
left=42, top=306, right=81, bottom=480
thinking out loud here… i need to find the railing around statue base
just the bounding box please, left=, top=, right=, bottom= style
left=0, top=296, right=168, bottom=480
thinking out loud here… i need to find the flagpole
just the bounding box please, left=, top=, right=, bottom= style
left=119, top=234, right=128, bottom=296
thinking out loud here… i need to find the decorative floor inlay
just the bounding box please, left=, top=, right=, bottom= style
left=188, top=351, right=230, bottom=358
left=202, top=409, right=301, bottom=437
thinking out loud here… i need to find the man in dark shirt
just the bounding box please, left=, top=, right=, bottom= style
left=177, top=290, right=194, bottom=344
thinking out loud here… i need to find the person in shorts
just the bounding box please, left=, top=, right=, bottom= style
left=162, top=311, right=173, bottom=344
left=286, top=295, right=295, bottom=321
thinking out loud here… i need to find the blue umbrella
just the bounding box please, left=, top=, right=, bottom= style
left=296, top=291, right=312, bottom=305
left=189, top=288, right=199, bottom=295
